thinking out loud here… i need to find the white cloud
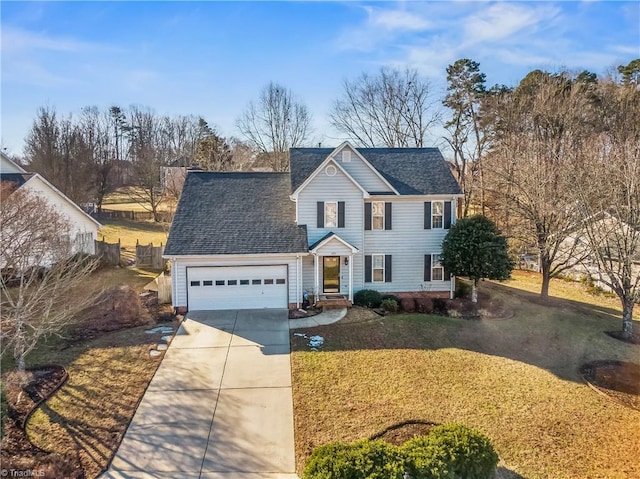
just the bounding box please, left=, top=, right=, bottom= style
left=462, top=3, right=561, bottom=46
left=0, top=26, right=98, bottom=54
left=366, top=6, right=431, bottom=32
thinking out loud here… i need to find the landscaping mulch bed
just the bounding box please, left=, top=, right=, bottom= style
left=580, top=360, right=640, bottom=411
left=1, top=366, right=84, bottom=479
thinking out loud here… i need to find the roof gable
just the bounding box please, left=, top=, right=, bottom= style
left=290, top=155, right=369, bottom=199
left=309, top=232, right=359, bottom=253
left=0, top=153, right=27, bottom=174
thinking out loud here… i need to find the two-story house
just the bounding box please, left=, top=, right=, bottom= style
left=164, top=142, right=462, bottom=312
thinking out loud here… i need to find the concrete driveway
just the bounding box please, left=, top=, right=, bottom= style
left=101, top=309, right=298, bottom=479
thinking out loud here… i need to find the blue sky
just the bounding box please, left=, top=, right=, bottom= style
left=2, top=1, right=639, bottom=156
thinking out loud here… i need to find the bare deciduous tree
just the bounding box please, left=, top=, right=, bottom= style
left=236, top=82, right=312, bottom=171
left=484, top=71, right=597, bottom=299
left=0, top=184, right=99, bottom=379
left=330, top=67, right=440, bottom=148
left=572, top=80, right=640, bottom=338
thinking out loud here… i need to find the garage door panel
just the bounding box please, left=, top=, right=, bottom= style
left=187, top=265, right=287, bottom=310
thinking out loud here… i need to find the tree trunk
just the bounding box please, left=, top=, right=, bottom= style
left=540, top=258, right=551, bottom=300
left=472, top=279, right=478, bottom=303
left=621, top=299, right=634, bottom=339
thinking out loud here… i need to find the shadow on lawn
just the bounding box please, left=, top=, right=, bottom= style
left=291, top=281, right=640, bottom=385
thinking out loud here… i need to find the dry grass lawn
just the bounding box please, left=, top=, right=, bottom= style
left=291, top=273, right=640, bottom=479
left=102, top=188, right=176, bottom=212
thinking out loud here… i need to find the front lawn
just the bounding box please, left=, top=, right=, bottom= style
left=291, top=274, right=640, bottom=478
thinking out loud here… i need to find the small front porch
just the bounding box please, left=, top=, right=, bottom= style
left=308, top=232, right=359, bottom=304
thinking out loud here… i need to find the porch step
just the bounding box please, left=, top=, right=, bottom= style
left=317, top=299, right=352, bottom=309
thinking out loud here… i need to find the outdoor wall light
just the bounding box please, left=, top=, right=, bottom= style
left=344, top=257, right=349, bottom=266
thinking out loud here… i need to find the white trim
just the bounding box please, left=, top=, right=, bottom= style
left=23, top=174, right=103, bottom=229
left=163, top=252, right=310, bottom=260
left=431, top=200, right=444, bottom=229
left=368, top=194, right=464, bottom=201
left=332, top=142, right=400, bottom=194
left=431, top=253, right=445, bottom=281
left=310, top=233, right=359, bottom=254
left=290, top=157, right=370, bottom=200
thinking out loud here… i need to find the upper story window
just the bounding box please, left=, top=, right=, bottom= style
left=372, top=201, right=385, bottom=230
left=432, top=201, right=444, bottom=229
left=325, top=202, right=337, bottom=227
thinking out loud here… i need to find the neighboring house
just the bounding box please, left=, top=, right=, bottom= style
left=164, top=142, right=463, bottom=311
left=557, top=212, right=640, bottom=293
left=0, top=152, right=102, bottom=258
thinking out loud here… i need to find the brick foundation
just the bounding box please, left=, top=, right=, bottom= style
left=394, top=291, right=451, bottom=299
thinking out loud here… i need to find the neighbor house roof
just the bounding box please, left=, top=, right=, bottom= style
left=290, top=148, right=462, bottom=196
left=0, top=173, right=34, bottom=190
left=164, top=172, right=308, bottom=256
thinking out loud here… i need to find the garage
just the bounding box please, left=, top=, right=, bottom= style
left=187, top=265, right=288, bottom=310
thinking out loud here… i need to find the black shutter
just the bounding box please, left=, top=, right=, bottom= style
left=365, top=255, right=372, bottom=282
left=384, top=202, right=392, bottom=230
left=424, top=202, right=432, bottom=229
left=424, top=254, right=432, bottom=281
left=444, top=264, right=452, bottom=281
left=385, top=255, right=392, bottom=282
left=364, top=203, right=372, bottom=230
left=317, top=201, right=324, bottom=228
left=444, top=201, right=452, bottom=229
left=338, top=201, right=345, bottom=228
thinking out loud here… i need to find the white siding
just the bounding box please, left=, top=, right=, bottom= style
left=23, top=176, right=99, bottom=255
left=0, top=154, right=26, bottom=173
left=364, top=200, right=452, bottom=293
left=172, top=255, right=303, bottom=309
left=331, top=146, right=394, bottom=193
left=297, top=163, right=365, bottom=291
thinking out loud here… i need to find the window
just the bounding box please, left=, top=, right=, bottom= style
left=372, top=254, right=385, bottom=282
left=432, top=254, right=444, bottom=281
left=432, top=201, right=444, bottom=229
left=372, top=201, right=384, bottom=230
left=190, top=281, right=200, bottom=287
left=215, top=280, right=225, bottom=286
left=227, top=280, right=237, bottom=285
left=325, top=202, right=337, bottom=227
left=276, top=278, right=286, bottom=284
left=264, top=279, right=274, bottom=285
left=203, top=280, right=213, bottom=286
left=240, top=279, right=249, bottom=285
left=252, top=279, right=262, bottom=285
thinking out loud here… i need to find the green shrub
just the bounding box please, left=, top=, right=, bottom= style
left=455, top=280, right=472, bottom=298
left=303, top=439, right=405, bottom=479
left=354, top=289, right=383, bottom=308
left=381, top=298, right=399, bottom=313
left=382, top=294, right=400, bottom=304
left=403, top=424, right=499, bottom=479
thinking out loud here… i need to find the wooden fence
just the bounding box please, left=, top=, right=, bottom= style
left=94, top=239, right=121, bottom=265
left=144, top=272, right=172, bottom=304
left=136, top=241, right=165, bottom=270
left=94, top=209, right=173, bottom=223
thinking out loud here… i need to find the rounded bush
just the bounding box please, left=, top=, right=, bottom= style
left=402, top=424, right=499, bottom=479
left=381, top=298, right=399, bottom=313
left=303, top=439, right=405, bottom=479
left=354, top=289, right=383, bottom=308
left=415, top=297, right=433, bottom=314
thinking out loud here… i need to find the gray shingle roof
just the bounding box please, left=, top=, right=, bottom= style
left=0, top=173, right=33, bottom=190
left=290, top=148, right=462, bottom=195
left=164, top=172, right=308, bottom=256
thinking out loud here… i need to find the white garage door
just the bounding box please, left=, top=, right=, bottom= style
left=187, top=265, right=288, bottom=310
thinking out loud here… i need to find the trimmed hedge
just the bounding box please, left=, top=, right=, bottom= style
left=381, top=298, right=399, bottom=313
left=303, top=424, right=498, bottom=479
left=303, top=439, right=405, bottom=479
left=354, top=289, right=383, bottom=308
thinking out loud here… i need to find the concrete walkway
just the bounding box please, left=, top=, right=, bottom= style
left=288, top=308, right=347, bottom=329
left=101, top=309, right=298, bottom=479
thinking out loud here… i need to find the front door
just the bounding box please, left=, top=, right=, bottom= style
left=323, top=256, right=340, bottom=293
